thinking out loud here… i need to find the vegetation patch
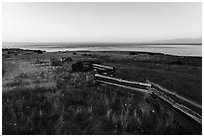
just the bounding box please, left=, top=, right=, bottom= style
left=2, top=49, right=201, bottom=134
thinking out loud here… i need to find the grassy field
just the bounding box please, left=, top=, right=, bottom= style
left=2, top=49, right=202, bottom=134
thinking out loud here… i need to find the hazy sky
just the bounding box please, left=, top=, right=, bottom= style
left=2, top=2, right=202, bottom=43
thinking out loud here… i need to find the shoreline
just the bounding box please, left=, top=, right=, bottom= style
left=2, top=48, right=202, bottom=58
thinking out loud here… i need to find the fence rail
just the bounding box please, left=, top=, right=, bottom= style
left=95, top=74, right=152, bottom=87
left=147, top=79, right=202, bottom=110
left=96, top=79, right=152, bottom=94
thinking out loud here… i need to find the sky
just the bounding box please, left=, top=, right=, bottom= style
left=2, top=2, right=202, bottom=43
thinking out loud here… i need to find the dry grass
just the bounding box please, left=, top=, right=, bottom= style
left=2, top=50, right=201, bottom=135
left=2, top=62, right=187, bottom=135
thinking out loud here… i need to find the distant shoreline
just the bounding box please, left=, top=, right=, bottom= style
left=2, top=43, right=202, bottom=56
left=2, top=48, right=202, bottom=58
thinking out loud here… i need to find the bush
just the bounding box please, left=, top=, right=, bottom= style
left=50, top=57, right=62, bottom=66
left=34, top=50, right=45, bottom=54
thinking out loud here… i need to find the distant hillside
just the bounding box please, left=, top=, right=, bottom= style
left=147, top=38, right=202, bottom=44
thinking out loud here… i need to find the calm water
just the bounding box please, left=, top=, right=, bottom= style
left=2, top=43, right=202, bottom=57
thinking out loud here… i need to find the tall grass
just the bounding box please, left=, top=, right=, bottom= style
left=2, top=59, right=195, bottom=134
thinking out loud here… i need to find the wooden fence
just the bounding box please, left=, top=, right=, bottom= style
left=93, top=64, right=202, bottom=126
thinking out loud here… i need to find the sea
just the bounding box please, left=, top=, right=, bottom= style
left=2, top=43, right=202, bottom=57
